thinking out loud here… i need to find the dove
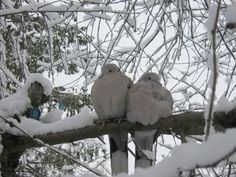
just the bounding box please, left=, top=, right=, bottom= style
left=127, top=72, right=173, bottom=168
left=91, top=63, right=132, bottom=175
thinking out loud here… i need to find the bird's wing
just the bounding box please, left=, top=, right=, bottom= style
left=109, top=132, right=128, bottom=175
left=153, top=84, right=173, bottom=108
left=91, top=78, right=113, bottom=119
left=164, top=88, right=174, bottom=109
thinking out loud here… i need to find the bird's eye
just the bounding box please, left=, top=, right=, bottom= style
left=148, top=77, right=151, bottom=80
left=109, top=70, right=112, bottom=72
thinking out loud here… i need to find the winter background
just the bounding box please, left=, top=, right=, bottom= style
left=0, top=0, right=236, bottom=177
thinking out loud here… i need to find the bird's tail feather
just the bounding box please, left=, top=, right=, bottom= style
left=109, top=132, right=128, bottom=175
left=136, top=158, right=152, bottom=168
left=135, top=130, right=156, bottom=168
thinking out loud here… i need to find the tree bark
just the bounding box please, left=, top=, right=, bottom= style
left=1, top=134, right=26, bottom=177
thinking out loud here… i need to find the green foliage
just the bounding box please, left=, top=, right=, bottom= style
left=50, top=86, right=92, bottom=116
left=17, top=140, right=107, bottom=177
left=0, top=1, right=92, bottom=96
left=1, top=12, right=89, bottom=76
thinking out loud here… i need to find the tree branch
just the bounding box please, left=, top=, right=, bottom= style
left=1, top=108, right=236, bottom=177
left=6, top=108, right=235, bottom=149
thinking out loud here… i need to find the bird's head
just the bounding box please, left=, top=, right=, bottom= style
left=101, top=63, right=120, bottom=75
left=139, top=72, right=161, bottom=85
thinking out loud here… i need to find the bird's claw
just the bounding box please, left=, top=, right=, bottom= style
left=94, top=119, right=113, bottom=126
left=113, top=118, right=126, bottom=124
left=94, top=119, right=105, bottom=125
left=94, top=118, right=126, bottom=125
left=114, top=118, right=122, bottom=124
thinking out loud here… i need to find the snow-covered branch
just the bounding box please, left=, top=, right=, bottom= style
left=3, top=108, right=236, bottom=149
left=0, top=115, right=104, bottom=176
left=1, top=107, right=236, bottom=176
left=115, top=128, right=236, bottom=177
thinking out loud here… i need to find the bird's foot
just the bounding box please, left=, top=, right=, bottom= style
left=94, top=118, right=126, bottom=125
left=94, top=119, right=104, bottom=125
left=94, top=119, right=113, bottom=126
left=113, top=118, right=126, bottom=124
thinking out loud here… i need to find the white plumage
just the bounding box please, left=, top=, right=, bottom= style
left=91, top=63, right=132, bottom=175
left=127, top=72, right=173, bottom=168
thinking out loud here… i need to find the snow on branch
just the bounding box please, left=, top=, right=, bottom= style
left=3, top=107, right=236, bottom=149
left=115, top=128, right=236, bottom=177
left=0, top=114, right=104, bottom=176
left=0, top=2, right=127, bottom=20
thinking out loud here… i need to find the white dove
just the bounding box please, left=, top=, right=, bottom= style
left=91, top=63, right=132, bottom=175
left=127, top=72, right=173, bottom=168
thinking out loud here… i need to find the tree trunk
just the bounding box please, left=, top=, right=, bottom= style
left=0, top=134, right=26, bottom=177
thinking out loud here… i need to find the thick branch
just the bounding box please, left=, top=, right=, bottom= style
left=8, top=109, right=236, bottom=149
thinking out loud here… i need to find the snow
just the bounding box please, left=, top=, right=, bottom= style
left=37, top=52, right=95, bottom=74
left=225, top=3, right=236, bottom=24
left=84, top=12, right=111, bottom=20
left=40, top=109, right=63, bottom=123
left=22, top=73, right=53, bottom=96
left=2, top=0, right=14, bottom=8
left=82, top=4, right=113, bottom=21
left=114, top=128, right=236, bottom=177
left=142, top=150, right=155, bottom=161
left=62, top=165, right=74, bottom=171
left=0, top=72, right=96, bottom=136
left=140, top=26, right=159, bottom=50
left=0, top=2, right=114, bottom=21
left=0, top=73, right=53, bottom=121
left=92, top=5, right=113, bottom=12
left=214, top=95, right=236, bottom=113
left=0, top=89, right=31, bottom=118
left=1, top=106, right=97, bottom=136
